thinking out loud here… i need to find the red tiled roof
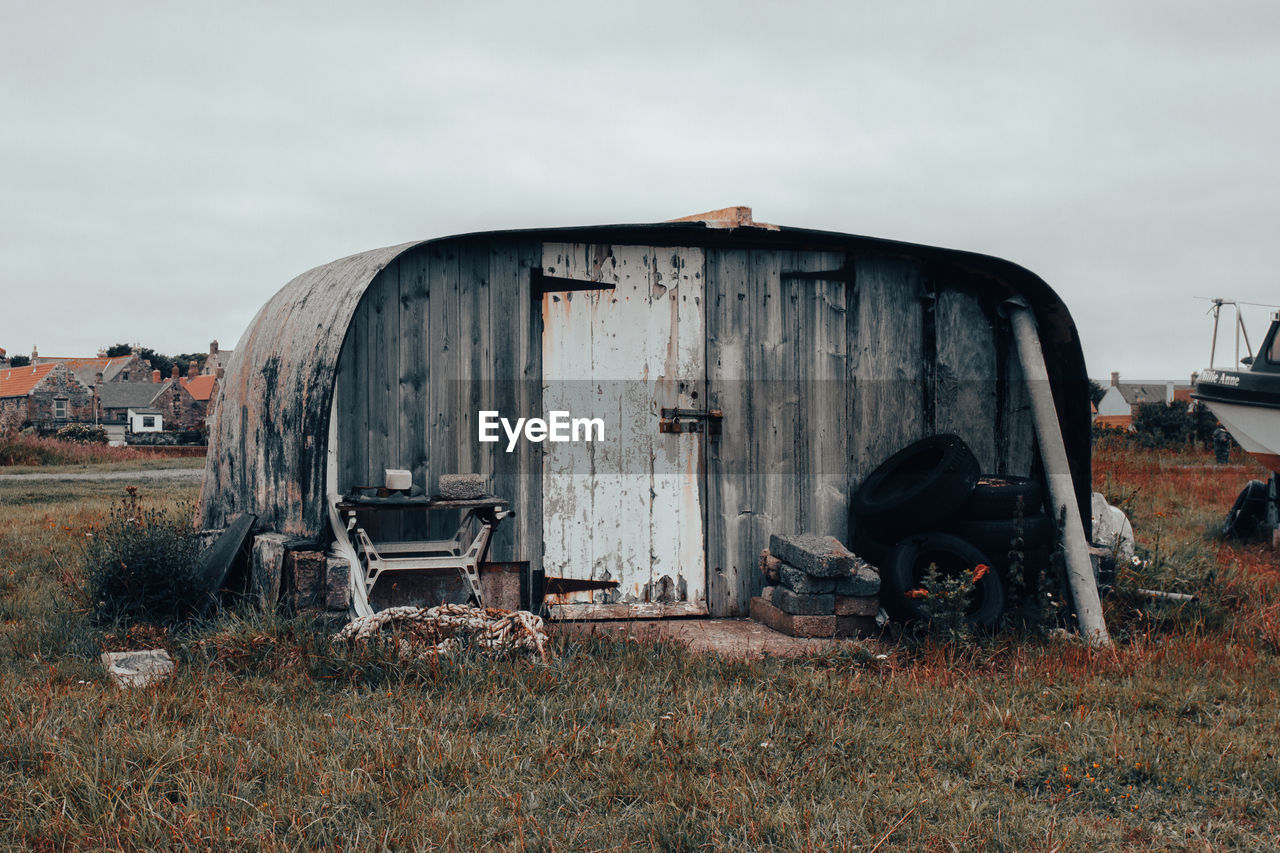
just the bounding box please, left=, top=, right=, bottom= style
left=180, top=374, right=217, bottom=402
left=0, top=363, right=56, bottom=399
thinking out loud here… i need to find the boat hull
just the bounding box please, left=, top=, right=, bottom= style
left=1194, top=368, right=1280, bottom=472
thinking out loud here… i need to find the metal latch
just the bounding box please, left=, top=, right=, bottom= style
left=659, top=407, right=723, bottom=436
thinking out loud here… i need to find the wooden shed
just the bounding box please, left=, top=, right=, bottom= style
left=197, top=209, right=1092, bottom=619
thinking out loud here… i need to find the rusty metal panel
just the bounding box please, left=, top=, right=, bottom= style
left=198, top=241, right=423, bottom=538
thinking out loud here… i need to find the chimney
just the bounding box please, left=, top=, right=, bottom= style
left=31, top=345, right=38, bottom=362
left=210, top=340, right=219, bottom=355
left=152, top=369, right=162, bottom=383
left=95, top=371, right=104, bottom=385
left=188, top=360, right=199, bottom=379
left=171, top=365, right=180, bottom=380
left=1110, top=371, right=1119, bottom=387
left=1191, top=371, right=1199, bottom=386
left=97, top=347, right=107, bottom=358
left=1165, top=381, right=1174, bottom=405
left=215, top=367, right=224, bottom=379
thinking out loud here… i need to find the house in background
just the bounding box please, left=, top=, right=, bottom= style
left=179, top=372, right=218, bottom=429
left=201, top=340, right=232, bottom=376
left=1094, top=371, right=1196, bottom=430
left=97, top=380, right=171, bottom=427
left=0, top=344, right=222, bottom=437
left=149, top=364, right=219, bottom=431
left=0, top=362, right=94, bottom=433
left=127, top=408, right=164, bottom=433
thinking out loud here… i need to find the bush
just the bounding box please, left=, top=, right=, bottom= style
left=1131, top=402, right=1216, bottom=449
left=82, top=487, right=206, bottom=626
left=0, top=435, right=150, bottom=465
left=55, top=423, right=107, bottom=444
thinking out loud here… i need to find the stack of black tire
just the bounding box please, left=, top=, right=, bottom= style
left=850, top=433, right=1053, bottom=628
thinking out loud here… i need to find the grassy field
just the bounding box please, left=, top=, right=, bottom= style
left=0, top=446, right=1278, bottom=850
left=0, top=434, right=206, bottom=473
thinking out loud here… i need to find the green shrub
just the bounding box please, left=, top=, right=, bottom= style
left=54, top=423, right=107, bottom=444
left=908, top=563, right=985, bottom=644
left=82, top=487, right=205, bottom=626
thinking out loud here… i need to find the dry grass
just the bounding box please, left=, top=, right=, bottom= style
left=0, top=449, right=1277, bottom=850
left=0, top=435, right=205, bottom=470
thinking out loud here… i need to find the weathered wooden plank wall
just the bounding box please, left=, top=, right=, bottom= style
left=705, top=250, right=1027, bottom=616
left=933, top=288, right=998, bottom=471
left=334, top=238, right=542, bottom=566
left=705, top=249, right=858, bottom=616
left=331, top=239, right=1036, bottom=617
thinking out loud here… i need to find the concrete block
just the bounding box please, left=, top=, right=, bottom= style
left=834, top=595, right=879, bottom=617
left=772, top=586, right=835, bottom=615
left=325, top=556, right=351, bottom=611
left=769, top=533, right=854, bottom=578
left=438, top=473, right=485, bottom=500
left=749, top=596, right=836, bottom=638
left=101, top=650, right=174, bottom=689
left=833, top=562, right=880, bottom=596
left=250, top=534, right=290, bottom=611
left=779, top=563, right=836, bottom=594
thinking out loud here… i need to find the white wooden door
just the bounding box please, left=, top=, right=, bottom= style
left=540, top=243, right=707, bottom=618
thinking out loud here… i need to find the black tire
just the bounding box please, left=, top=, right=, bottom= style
left=944, top=514, right=1054, bottom=570
left=849, top=523, right=894, bottom=571
left=852, top=434, right=980, bottom=538
left=960, top=476, right=1044, bottom=520
left=1224, top=479, right=1269, bottom=540
left=881, top=532, right=1006, bottom=628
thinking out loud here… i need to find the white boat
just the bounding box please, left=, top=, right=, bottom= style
left=1192, top=301, right=1280, bottom=473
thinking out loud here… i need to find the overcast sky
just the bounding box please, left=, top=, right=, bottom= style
left=2, top=1, right=1277, bottom=380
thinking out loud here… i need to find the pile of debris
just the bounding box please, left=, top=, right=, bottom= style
left=334, top=603, right=548, bottom=659
left=750, top=533, right=881, bottom=638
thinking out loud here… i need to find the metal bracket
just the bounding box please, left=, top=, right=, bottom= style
left=659, top=407, right=723, bottom=435
left=532, top=268, right=617, bottom=298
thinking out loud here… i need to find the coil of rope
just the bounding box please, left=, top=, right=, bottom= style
left=334, top=603, right=548, bottom=659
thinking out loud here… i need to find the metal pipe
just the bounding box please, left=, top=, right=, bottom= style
left=1235, top=305, right=1241, bottom=367
left=1134, top=588, right=1196, bottom=603
left=1238, top=309, right=1254, bottom=362
left=1210, top=299, right=1221, bottom=367
left=1001, top=298, right=1111, bottom=647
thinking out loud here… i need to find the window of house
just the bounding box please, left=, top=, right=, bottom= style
left=54, top=399, right=67, bottom=419
left=142, top=416, right=156, bottom=428
left=121, top=371, right=130, bottom=381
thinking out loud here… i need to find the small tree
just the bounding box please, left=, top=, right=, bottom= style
left=1132, top=402, right=1199, bottom=449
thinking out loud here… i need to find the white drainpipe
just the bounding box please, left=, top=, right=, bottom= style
left=1002, top=298, right=1111, bottom=648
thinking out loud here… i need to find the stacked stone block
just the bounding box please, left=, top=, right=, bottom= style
left=750, top=533, right=881, bottom=638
